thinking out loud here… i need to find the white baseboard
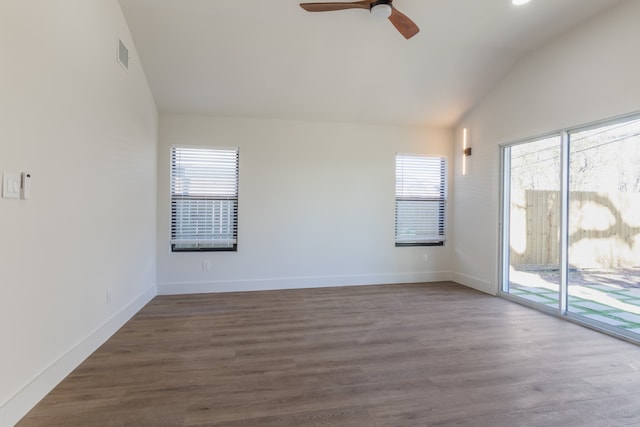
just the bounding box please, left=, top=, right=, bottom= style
left=450, top=271, right=496, bottom=295
left=158, top=271, right=453, bottom=295
left=0, top=286, right=156, bottom=427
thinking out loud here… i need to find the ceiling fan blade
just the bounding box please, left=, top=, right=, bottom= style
left=300, top=1, right=373, bottom=12
left=388, top=7, right=420, bottom=39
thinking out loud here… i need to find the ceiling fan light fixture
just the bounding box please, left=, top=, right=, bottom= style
left=299, top=1, right=419, bottom=39
left=371, top=3, right=392, bottom=19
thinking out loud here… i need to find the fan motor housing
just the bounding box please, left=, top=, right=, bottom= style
left=370, top=0, right=392, bottom=18
left=370, top=0, right=392, bottom=9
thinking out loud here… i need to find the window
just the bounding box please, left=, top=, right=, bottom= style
left=395, top=154, right=447, bottom=246
left=170, top=146, right=239, bottom=252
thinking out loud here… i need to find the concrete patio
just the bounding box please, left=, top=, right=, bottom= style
left=509, top=268, right=640, bottom=335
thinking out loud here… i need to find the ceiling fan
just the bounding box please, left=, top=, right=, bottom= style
left=300, top=0, right=420, bottom=40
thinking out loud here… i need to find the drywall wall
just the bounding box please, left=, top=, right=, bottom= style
left=0, top=1, right=158, bottom=424
left=451, top=0, right=640, bottom=295
left=158, top=115, right=453, bottom=294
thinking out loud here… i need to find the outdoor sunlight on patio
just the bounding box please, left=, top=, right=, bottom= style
left=510, top=268, right=640, bottom=333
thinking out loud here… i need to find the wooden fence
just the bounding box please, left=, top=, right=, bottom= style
left=510, top=190, right=640, bottom=269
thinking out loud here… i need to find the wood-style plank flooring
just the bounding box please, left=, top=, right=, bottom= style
left=18, top=282, right=640, bottom=426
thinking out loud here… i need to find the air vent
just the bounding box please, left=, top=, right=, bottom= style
left=118, top=39, right=129, bottom=70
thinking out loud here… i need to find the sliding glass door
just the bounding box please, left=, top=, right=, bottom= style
left=567, top=119, right=640, bottom=332
left=501, top=114, right=640, bottom=339
left=502, top=136, right=562, bottom=308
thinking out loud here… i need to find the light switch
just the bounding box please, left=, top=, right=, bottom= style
left=2, top=172, right=21, bottom=199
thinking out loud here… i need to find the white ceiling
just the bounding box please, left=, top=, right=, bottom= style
left=118, top=0, right=620, bottom=127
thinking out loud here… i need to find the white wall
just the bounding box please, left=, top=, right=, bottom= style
left=158, top=115, right=453, bottom=294
left=0, top=1, right=158, bottom=425
left=451, top=0, right=640, bottom=295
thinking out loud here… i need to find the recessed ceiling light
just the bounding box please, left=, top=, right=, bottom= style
left=513, top=0, right=531, bottom=5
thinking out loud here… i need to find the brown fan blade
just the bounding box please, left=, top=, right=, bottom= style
left=388, top=7, right=420, bottom=39
left=300, top=1, right=373, bottom=12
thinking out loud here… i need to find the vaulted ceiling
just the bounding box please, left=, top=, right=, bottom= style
left=119, top=0, right=620, bottom=127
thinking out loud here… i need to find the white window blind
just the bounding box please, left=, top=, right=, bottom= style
left=170, top=146, right=239, bottom=251
left=395, top=154, right=447, bottom=245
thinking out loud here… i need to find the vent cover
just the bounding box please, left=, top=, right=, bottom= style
left=118, top=39, right=129, bottom=69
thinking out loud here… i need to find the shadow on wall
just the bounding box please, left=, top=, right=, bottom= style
left=510, top=190, right=640, bottom=269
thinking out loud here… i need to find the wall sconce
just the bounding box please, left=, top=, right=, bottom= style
left=462, top=128, right=471, bottom=175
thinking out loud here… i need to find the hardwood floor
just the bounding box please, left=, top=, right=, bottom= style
left=18, top=282, right=640, bottom=426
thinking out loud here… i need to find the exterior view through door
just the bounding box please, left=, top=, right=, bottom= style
left=501, top=113, right=640, bottom=340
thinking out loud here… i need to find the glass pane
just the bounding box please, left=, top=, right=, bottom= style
left=505, top=136, right=562, bottom=308
left=395, top=200, right=445, bottom=243
left=171, top=198, right=237, bottom=247
left=568, top=117, right=640, bottom=333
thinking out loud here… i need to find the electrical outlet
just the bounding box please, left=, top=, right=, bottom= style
left=423, top=254, right=429, bottom=262
left=202, top=260, right=211, bottom=271
left=106, top=287, right=112, bottom=304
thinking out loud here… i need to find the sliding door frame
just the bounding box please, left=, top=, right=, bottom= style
left=498, top=111, right=640, bottom=345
